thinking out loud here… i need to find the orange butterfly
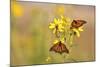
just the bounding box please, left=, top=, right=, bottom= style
left=49, top=41, right=69, bottom=54
left=71, top=20, right=87, bottom=29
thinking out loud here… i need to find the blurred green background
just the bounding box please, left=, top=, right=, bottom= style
left=11, top=1, right=95, bottom=66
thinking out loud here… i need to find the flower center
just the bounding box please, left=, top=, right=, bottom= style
left=55, top=25, right=58, bottom=30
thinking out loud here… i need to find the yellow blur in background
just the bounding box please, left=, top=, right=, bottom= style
left=11, top=1, right=23, bottom=17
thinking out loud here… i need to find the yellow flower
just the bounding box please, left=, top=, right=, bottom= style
left=61, top=16, right=71, bottom=23
left=49, top=18, right=64, bottom=33
left=53, top=39, right=59, bottom=44
left=72, top=26, right=84, bottom=37
left=60, top=37, right=65, bottom=43
left=11, top=1, right=23, bottom=17
left=53, top=39, right=64, bottom=44
left=60, top=15, right=72, bottom=28
left=49, top=16, right=72, bottom=34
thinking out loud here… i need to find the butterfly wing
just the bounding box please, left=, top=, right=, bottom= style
left=49, top=42, right=69, bottom=54
left=49, top=44, right=58, bottom=52
left=61, top=43, right=69, bottom=54
left=71, top=20, right=87, bottom=28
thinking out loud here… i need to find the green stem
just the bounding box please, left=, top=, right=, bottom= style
left=55, top=30, right=59, bottom=38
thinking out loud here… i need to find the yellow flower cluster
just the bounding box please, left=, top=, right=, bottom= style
left=49, top=16, right=72, bottom=34
left=49, top=18, right=64, bottom=33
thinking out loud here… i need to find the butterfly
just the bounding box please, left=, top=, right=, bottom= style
left=49, top=41, right=69, bottom=54
left=71, top=20, right=87, bottom=29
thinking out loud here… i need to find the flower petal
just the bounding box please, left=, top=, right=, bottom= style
left=54, top=18, right=59, bottom=24
left=59, top=24, right=64, bottom=29
left=73, top=28, right=80, bottom=37
left=78, top=26, right=84, bottom=31
left=58, top=25, right=64, bottom=32
left=49, top=23, right=55, bottom=29
left=53, top=29, right=56, bottom=34
left=53, top=39, right=59, bottom=44
left=60, top=37, right=65, bottom=43
left=59, top=28, right=64, bottom=32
